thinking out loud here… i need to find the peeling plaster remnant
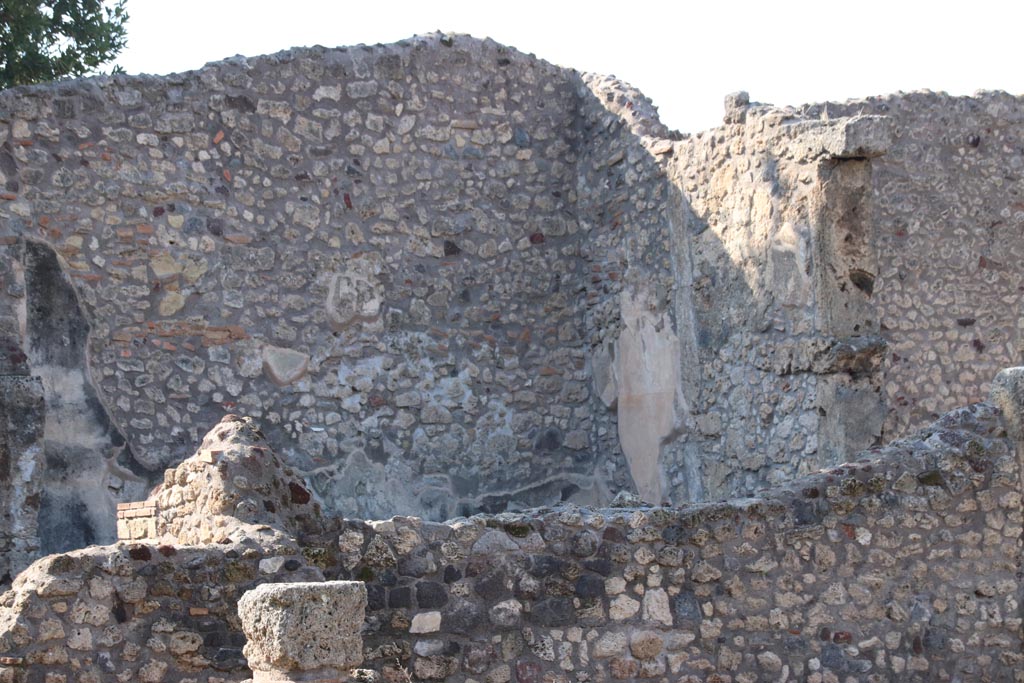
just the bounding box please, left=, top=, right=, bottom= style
left=1, top=241, right=135, bottom=565
left=613, top=289, right=681, bottom=504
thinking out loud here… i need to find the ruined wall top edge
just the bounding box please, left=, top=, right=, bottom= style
left=0, top=33, right=583, bottom=114
left=4, top=30, right=1022, bottom=141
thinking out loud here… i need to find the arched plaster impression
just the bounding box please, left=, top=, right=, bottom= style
left=326, top=252, right=384, bottom=332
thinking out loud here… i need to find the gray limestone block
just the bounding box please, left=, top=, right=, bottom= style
left=239, top=581, right=367, bottom=674
left=262, top=344, right=310, bottom=387
left=723, top=91, right=750, bottom=124
left=830, top=115, right=895, bottom=158
left=793, top=115, right=895, bottom=160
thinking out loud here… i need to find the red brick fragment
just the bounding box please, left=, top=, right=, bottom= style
left=289, top=481, right=311, bottom=505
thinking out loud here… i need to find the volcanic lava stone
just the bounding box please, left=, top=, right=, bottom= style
left=416, top=581, right=449, bottom=608
left=530, top=597, right=574, bottom=626
left=474, top=570, right=508, bottom=600
left=388, top=586, right=412, bottom=608
left=570, top=531, right=598, bottom=557
left=398, top=547, right=435, bottom=577
left=583, top=557, right=613, bottom=576
left=528, top=555, right=563, bottom=578
left=366, top=584, right=385, bottom=611
left=673, top=592, right=701, bottom=622
left=575, top=574, right=605, bottom=599
left=442, top=601, right=484, bottom=635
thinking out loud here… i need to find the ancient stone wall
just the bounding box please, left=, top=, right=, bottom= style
left=812, top=92, right=1024, bottom=439
left=0, top=382, right=1020, bottom=682
left=2, top=33, right=1024, bottom=572
left=0, top=35, right=599, bottom=552
left=346, top=396, right=1022, bottom=683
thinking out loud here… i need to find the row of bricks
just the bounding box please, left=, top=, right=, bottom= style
left=116, top=508, right=157, bottom=520
left=116, top=501, right=158, bottom=510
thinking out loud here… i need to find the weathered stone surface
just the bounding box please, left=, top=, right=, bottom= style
left=629, top=631, right=663, bottom=660
left=794, top=114, right=895, bottom=159
left=239, top=581, right=366, bottom=674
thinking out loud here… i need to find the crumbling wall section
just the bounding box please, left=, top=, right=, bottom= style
left=575, top=79, right=894, bottom=506
left=0, top=245, right=44, bottom=584
left=814, top=91, right=1024, bottom=438
left=0, top=543, right=323, bottom=682
left=120, top=414, right=328, bottom=547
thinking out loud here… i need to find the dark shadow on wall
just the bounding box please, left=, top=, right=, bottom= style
left=15, top=240, right=147, bottom=554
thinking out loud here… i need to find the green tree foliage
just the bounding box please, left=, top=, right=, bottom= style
left=0, top=1, right=128, bottom=89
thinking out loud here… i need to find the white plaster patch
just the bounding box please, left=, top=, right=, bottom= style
left=614, top=289, right=682, bottom=505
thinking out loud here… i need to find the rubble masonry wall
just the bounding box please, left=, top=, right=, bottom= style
left=0, top=394, right=1021, bottom=682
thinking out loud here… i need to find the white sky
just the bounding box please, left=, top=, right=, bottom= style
left=116, top=0, right=1024, bottom=134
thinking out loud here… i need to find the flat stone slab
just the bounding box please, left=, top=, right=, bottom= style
left=262, top=344, right=311, bottom=387
left=239, top=581, right=366, bottom=675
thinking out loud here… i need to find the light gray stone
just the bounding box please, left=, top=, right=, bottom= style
left=239, top=581, right=366, bottom=674
left=262, top=345, right=310, bottom=387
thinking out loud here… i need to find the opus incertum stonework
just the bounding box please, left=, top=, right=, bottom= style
left=0, top=33, right=1022, bottom=682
